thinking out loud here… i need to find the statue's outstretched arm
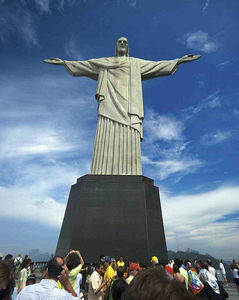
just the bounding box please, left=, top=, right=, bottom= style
left=178, top=54, right=201, bottom=64
left=43, top=57, right=64, bottom=65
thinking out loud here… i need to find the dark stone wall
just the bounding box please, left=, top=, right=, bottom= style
left=56, top=175, right=167, bottom=264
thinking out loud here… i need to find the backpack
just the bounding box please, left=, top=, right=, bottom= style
left=15, top=258, right=21, bottom=267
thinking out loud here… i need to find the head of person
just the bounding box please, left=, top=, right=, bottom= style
left=66, top=253, right=81, bottom=271
left=122, top=267, right=196, bottom=300
left=44, top=256, right=64, bottom=281
left=102, top=256, right=111, bottom=270
left=184, top=260, right=192, bottom=271
left=151, top=256, right=158, bottom=265
left=207, top=259, right=212, bottom=266
left=173, top=264, right=180, bottom=274
left=174, top=258, right=182, bottom=268
left=21, top=259, right=30, bottom=270
left=128, top=262, right=141, bottom=277
left=117, top=267, right=124, bottom=279
left=114, top=37, right=129, bottom=57
left=219, top=259, right=223, bottom=263
left=94, top=262, right=104, bottom=275
left=4, top=255, right=13, bottom=261
left=100, top=254, right=105, bottom=262
left=26, top=275, right=36, bottom=286
left=197, top=261, right=208, bottom=271
left=119, top=256, right=123, bottom=262
left=0, top=262, right=15, bottom=300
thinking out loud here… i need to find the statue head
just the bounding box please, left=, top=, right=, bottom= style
left=114, top=37, right=129, bottom=57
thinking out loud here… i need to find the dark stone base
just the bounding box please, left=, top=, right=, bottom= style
left=55, top=175, right=167, bottom=265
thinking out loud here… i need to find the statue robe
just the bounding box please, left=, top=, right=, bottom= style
left=64, top=56, right=178, bottom=175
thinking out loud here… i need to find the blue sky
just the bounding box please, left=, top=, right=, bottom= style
left=0, top=0, right=239, bottom=261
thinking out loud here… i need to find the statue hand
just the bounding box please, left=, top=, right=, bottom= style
left=43, top=57, right=64, bottom=65
left=178, top=54, right=201, bottom=64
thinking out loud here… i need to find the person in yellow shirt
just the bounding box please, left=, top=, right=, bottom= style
left=102, top=256, right=115, bottom=294
left=117, top=256, right=125, bottom=268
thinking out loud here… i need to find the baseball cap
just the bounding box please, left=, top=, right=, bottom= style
left=102, top=256, right=111, bottom=263
left=129, top=262, right=142, bottom=271
left=151, top=256, right=158, bottom=263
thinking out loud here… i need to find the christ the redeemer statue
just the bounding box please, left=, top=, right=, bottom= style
left=44, top=37, right=200, bottom=175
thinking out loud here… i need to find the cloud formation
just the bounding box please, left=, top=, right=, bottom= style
left=200, top=130, right=232, bottom=146
left=202, top=0, right=211, bottom=14
left=64, top=37, right=83, bottom=60
left=161, top=185, right=239, bottom=259
left=143, top=109, right=184, bottom=143
left=184, top=30, right=218, bottom=53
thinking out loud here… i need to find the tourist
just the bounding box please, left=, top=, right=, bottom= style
left=111, top=267, right=128, bottom=300
left=0, top=262, right=15, bottom=300
left=64, top=250, right=84, bottom=292
left=102, top=256, right=115, bottom=294
left=219, top=260, right=228, bottom=287
left=26, top=274, right=36, bottom=286
left=4, top=254, right=15, bottom=274
left=111, top=258, right=118, bottom=276
left=165, top=259, right=174, bottom=276
left=207, top=260, right=216, bottom=277
left=198, top=262, right=228, bottom=300
left=17, top=256, right=80, bottom=299
left=173, top=264, right=185, bottom=284
left=14, top=254, right=23, bottom=282
left=117, top=257, right=125, bottom=268
left=14, top=255, right=23, bottom=271
left=174, top=258, right=189, bottom=290
left=122, top=267, right=196, bottom=300
left=185, top=260, right=206, bottom=298
left=74, top=273, right=82, bottom=297
left=231, top=263, right=239, bottom=296
left=88, top=262, right=109, bottom=300
left=126, top=262, right=141, bottom=285
left=150, top=256, right=159, bottom=267
left=17, top=259, right=30, bottom=293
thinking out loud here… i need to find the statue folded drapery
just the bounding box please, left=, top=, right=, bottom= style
left=44, top=37, right=200, bottom=175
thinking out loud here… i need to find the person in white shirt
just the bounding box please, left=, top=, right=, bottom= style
left=207, top=259, right=216, bottom=277
left=88, top=262, right=109, bottom=300
left=219, top=259, right=228, bottom=287
left=16, top=256, right=80, bottom=299
left=231, top=261, right=239, bottom=296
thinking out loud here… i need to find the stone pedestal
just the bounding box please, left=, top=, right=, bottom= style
left=55, top=175, right=167, bottom=264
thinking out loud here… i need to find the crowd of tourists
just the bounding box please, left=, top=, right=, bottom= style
left=0, top=251, right=238, bottom=300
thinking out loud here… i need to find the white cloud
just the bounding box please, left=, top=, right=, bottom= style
left=0, top=126, right=77, bottom=158
left=0, top=0, right=78, bottom=45
left=142, top=156, right=202, bottom=180
left=182, top=91, right=222, bottom=119
left=161, top=185, right=239, bottom=259
left=0, top=161, right=86, bottom=228
left=218, top=56, right=237, bottom=68
left=34, top=0, right=50, bottom=13
left=0, top=7, right=38, bottom=45
left=200, top=130, right=232, bottom=146
left=184, top=30, right=218, bottom=53
left=144, top=109, right=184, bottom=143
left=202, top=0, right=210, bottom=14
left=127, top=0, right=137, bottom=7
left=64, top=37, right=83, bottom=60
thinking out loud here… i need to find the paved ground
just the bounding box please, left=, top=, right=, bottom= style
left=224, top=283, right=239, bottom=300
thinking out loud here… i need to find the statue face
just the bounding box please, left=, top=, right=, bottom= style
left=115, top=37, right=129, bottom=56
